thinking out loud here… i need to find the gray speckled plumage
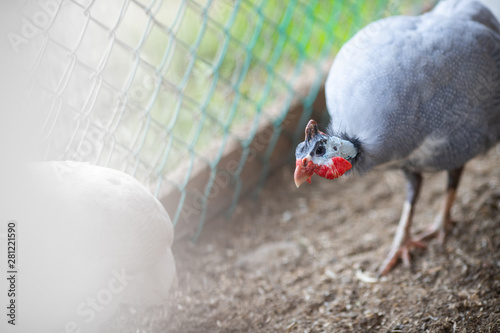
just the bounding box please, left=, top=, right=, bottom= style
left=326, top=0, right=500, bottom=174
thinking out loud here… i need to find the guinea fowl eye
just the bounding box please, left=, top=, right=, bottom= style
left=315, top=145, right=325, bottom=156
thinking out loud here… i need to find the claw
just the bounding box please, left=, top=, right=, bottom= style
left=378, top=239, right=427, bottom=276
left=416, top=217, right=456, bottom=245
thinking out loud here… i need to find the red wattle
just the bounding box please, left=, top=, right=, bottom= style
left=314, top=157, right=352, bottom=180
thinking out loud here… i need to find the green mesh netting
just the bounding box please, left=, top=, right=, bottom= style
left=7, top=0, right=429, bottom=239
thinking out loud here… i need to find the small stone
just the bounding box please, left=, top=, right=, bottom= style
left=282, top=210, right=293, bottom=223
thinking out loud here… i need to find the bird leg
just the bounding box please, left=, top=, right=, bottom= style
left=378, top=171, right=426, bottom=276
left=416, top=167, right=463, bottom=244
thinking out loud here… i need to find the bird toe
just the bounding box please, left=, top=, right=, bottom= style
left=378, top=239, right=427, bottom=276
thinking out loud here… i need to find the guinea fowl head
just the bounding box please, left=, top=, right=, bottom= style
left=294, top=120, right=358, bottom=187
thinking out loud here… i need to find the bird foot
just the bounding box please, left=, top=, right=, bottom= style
left=378, top=238, right=427, bottom=276
left=415, top=218, right=456, bottom=245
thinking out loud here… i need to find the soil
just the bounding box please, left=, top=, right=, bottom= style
left=110, top=144, right=500, bottom=332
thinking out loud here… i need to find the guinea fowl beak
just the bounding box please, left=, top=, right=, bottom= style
left=294, top=155, right=314, bottom=188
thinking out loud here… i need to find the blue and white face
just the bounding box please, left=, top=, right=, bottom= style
left=294, top=120, right=355, bottom=187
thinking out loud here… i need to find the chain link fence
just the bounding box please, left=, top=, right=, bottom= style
left=3, top=0, right=429, bottom=239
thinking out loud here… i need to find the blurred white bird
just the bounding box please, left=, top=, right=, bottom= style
left=0, top=161, right=176, bottom=333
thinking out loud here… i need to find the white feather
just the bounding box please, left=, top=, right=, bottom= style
left=0, top=161, right=176, bottom=333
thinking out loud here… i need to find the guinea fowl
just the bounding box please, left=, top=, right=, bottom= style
left=294, top=0, right=500, bottom=276
left=0, top=161, right=176, bottom=332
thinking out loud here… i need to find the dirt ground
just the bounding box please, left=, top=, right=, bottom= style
left=110, top=143, right=500, bottom=332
